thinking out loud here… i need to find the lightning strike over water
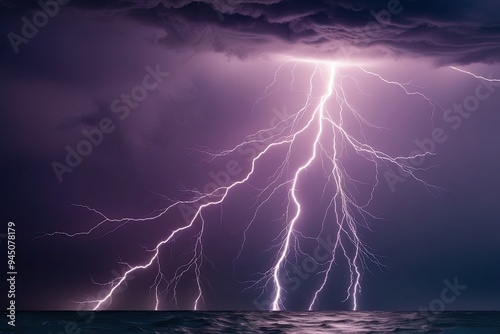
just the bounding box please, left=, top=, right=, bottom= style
left=45, top=58, right=447, bottom=311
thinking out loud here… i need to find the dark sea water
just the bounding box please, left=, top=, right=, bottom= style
left=2, top=311, right=500, bottom=333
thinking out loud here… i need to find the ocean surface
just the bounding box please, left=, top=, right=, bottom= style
left=2, top=311, right=500, bottom=333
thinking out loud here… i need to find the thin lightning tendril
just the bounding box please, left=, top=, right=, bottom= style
left=451, top=66, right=500, bottom=82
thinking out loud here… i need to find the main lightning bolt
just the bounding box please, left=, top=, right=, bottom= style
left=43, top=58, right=444, bottom=311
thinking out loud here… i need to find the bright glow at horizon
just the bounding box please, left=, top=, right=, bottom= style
left=280, top=55, right=370, bottom=68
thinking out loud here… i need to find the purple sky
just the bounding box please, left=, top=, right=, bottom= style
left=1, top=0, right=500, bottom=311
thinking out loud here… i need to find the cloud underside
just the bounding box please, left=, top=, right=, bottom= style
left=5, top=0, right=500, bottom=65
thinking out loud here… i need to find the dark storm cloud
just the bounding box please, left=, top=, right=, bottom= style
left=5, top=0, right=498, bottom=65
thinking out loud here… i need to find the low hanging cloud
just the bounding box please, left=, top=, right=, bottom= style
left=3, top=0, right=500, bottom=65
